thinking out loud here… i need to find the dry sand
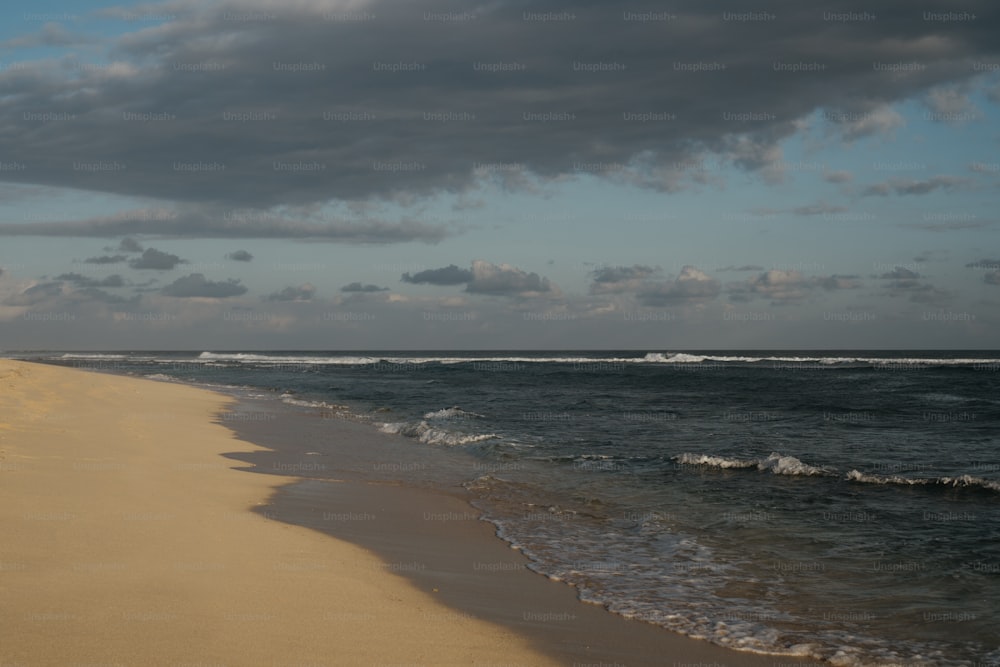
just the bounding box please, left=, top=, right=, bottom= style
left=0, top=359, right=822, bottom=666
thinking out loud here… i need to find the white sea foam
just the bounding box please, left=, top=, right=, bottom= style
left=379, top=420, right=498, bottom=446
left=423, top=406, right=484, bottom=420
left=186, top=351, right=1000, bottom=368
left=847, top=469, right=1000, bottom=493
left=675, top=452, right=829, bottom=476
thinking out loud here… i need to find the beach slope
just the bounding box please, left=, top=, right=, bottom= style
left=0, top=359, right=564, bottom=666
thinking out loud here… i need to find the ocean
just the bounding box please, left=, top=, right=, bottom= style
left=29, top=350, right=1000, bottom=666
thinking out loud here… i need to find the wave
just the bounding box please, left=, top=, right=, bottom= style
left=423, top=406, right=484, bottom=420
left=675, top=451, right=830, bottom=476
left=846, top=470, right=1000, bottom=494
left=379, top=420, right=498, bottom=447
left=676, top=454, right=1000, bottom=493
left=188, top=351, right=999, bottom=368
left=279, top=393, right=351, bottom=412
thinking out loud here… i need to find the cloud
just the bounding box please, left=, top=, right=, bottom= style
left=226, top=250, right=254, bottom=262
left=879, top=267, right=921, bottom=280
left=84, top=254, right=128, bottom=264
left=923, top=85, right=980, bottom=121
left=341, top=282, right=389, bottom=293
left=985, top=271, right=1000, bottom=285
left=0, top=210, right=450, bottom=244
left=401, top=264, right=474, bottom=286
left=728, top=269, right=859, bottom=304
left=791, top=201, right=848, bottom=216
left=862, top=175, right=969, bottom=197
left=118, top=237, right=144, bottom=253
left=591, top=265, right=659, bottom=283
left=816, top=275, right=863, bottom=290
left=129, top=248, right=187, bottom=270
left=827, top=105, right=905, bottom=142
left=2, top=282, right=64, bottom=306
left=55, top=273, right=126, bottom=288
left=635, top=266, right=720, bottom=306
left=265, top=284, right=316, bottom=302
left=965, top=259, right=1000, bottom=270
left=823, top=170, right=853, bottom=184
left=716, top=265, right=765, bottom=272
left=466, top=260, right=552, bottom=296
left=0, top=0, right=996, bottom=212
left=161, top=273, right=247, bottom=298
left=589, top=265, right=660, bottom=294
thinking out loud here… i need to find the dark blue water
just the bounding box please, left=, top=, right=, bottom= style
left=29, top=350, right=1000, bottom=665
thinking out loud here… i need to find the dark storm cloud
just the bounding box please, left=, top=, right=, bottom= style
left=55, top=272, right=126, bottom=288
left=1, top=0, right=998, bottom=214
left=84, top=254, right=128, bottom=264
left=226, top=249, right=254, bottom=262
left=401, top=264, right=474, bottom=285
left=161, top=273, right=247, bottom=298
left=265, top=283, right=316, bottom=301
left=341, top=282, right=389, bottom=293
left=129, top=248, right=186, bottom=270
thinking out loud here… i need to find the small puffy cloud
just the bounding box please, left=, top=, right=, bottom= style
left=341, top=282, right=389, bottom=293
left=466, top=260, right=551, bottom=296
left=55, top=273, right=126, bottom=288
left=965, top=259, right=1000, bottom=270
left=84, top=254, right=128, bottom=264
left=829, top=105, right=905, bottom=141
left=118, top=237, right=144, bottom=253
left=161, top=273, right=247, bottom=298
left=2, top=282, right=64, bottom=306
left=636, top=266, right=720, bottom=306
left=791, top=201, right=847, bottom=216
left=591, top=265, right=659, bottom=283
left=817, top=275, right=863, bottom=290
left=879, top=267, right=920, bottom=280
left=924, top=86, right=979, bottom=121
left=717, top=265, right=765, bottom=272
left=129, top=248, right=186, bottom=270
left=401, top=264, right=474, bottom=285
left=226, top=250, right=254, bottom=262
left=728, top=269, right=858, bottom=304
left=823, top=170, right=853, bottom=184
left=265, top=284, right=316, bottom=302
left=862, top=175, right=968, bottom=197
left=589, top=265, right=660, bottom=294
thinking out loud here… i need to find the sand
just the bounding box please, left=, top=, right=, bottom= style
left=0, top=359, right=822, bottom=666
left=0, top=359, right=564, bottom=666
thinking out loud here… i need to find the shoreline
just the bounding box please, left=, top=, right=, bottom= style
left=1, top=358, right=823, bottom=665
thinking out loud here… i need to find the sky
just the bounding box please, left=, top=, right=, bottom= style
left=0, top=0, right=998, bottom=350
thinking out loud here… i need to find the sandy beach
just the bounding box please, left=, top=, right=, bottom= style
left=1, top=359, right=821, bottom=666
